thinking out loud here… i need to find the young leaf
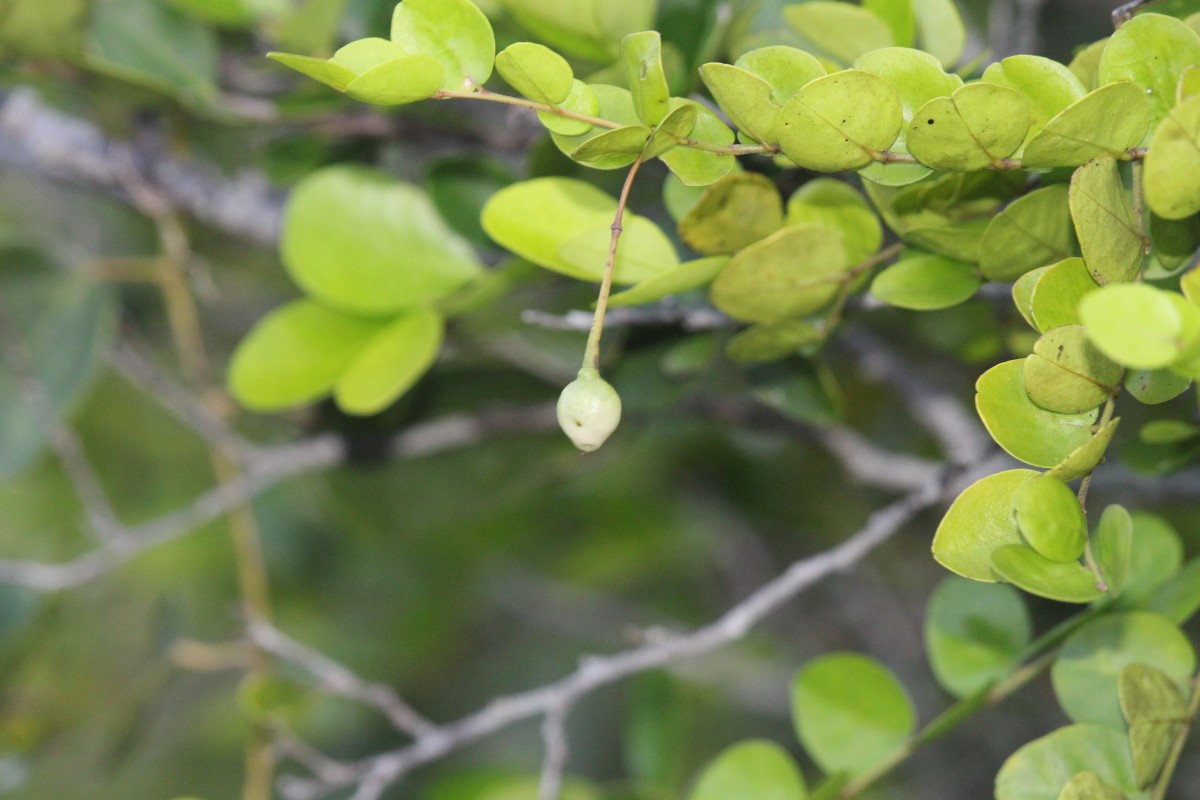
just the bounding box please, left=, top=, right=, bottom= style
left=907, top=83, right=1030, bottom=171
left=1013, top=475, right=1087, bottom=564
left=995, top=725, right=1138, bottom=800
left=1046, top=416, right=1120, bottom=482
left=679, top=173, right=784, bottom=255
left=924, top=577, right=1031, bottom=698
left=932, top=469, right=1038, bottom=582
left=643, top=104, right=697, bottom=160
left=1069, top=157, right=1144, bottom=285
left=783, top=2, right=894, bottom=64
left=710, top=225, right=847, bottom=323
left=1094, top=505, right=1133, bottom=598
left=1021, top=82, right=1151, bottom=168
left=568, top=124, right=652, bottom=169
left=777, top=71, right=904, bottom=171
left=390, top=0, right=495, bottom=90
left=979, top=184, right=1076, bottom=282
left=1052, top=612, right=1195, bottom=729
left=608, top=257, right=730, bottom=307
left=622, top=31, right=670, bottom=126
left=975, top=360, right=1100, bottom=468
left=792, top=653, right=915, bottom=777
left=870, top=254, right=979, bottom=310
left=283, top=167, right=482, bottom=314
left=990, top=544, right=1104, bottom=604
left=495, top=41, right=574, bottom=104
left=786, top=179, right=882, bottom=264
left=334, top=308, right=444, bottom=415
left=228, top=300, right=387, bottom=411
left=1144, top=93, right=1200, bottom=220
left=687, top=740, right=807, bottom=800
left=660, top=100, right=737, bottom=186
left=1029, top=257, right=1099, bottom=332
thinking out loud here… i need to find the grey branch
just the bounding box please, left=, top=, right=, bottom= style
left=0, top=88, right=283, bottom=247
left=521, top=306, right=732, bottom=333
left=276, top=454, right=1008, bottom=800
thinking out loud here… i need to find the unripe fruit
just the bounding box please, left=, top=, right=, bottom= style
left=557, top=368, right=622, bottom=452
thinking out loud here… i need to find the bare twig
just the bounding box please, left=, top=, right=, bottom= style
left=249, top=622, right=436, bottom=738
left=538, top=704, right=570, bottom=800
left=276, top=454, right=1007, bottom=800
left=521, top=306, right=732, bottom=333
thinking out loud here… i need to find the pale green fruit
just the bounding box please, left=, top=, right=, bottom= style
left=557, top=368, right=622, bottom=452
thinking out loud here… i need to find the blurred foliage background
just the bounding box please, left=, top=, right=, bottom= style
left=0, top=0, right=1197, bottom=799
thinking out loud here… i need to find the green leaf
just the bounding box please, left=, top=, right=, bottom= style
left=687, top=740, right=807, bottom=800
left=982, top=55, right=1087, bottom=142
left=495, top=42, right=574, bottom=104
left=568, top=125, right=652, bottom=168
left=792, top=653, right=915, bottom=777
left=783, top=2, right=894, bottom=64
left=1099, top=12, right=1200, bottom=130
left=284, top=166, right=482, bottom=314
left=1144, top=559, right=1200, bottom=625
left=391, top=0, right=494, bottom=89
left=1023, top=325, right=1121, bottom=414
left=622, top=31, right=671, bottom=126
left=1029, top=257, right=1099, bottom=332
left=538, top=80, right=602, bottom=136
left=786, top=179, right=882, bottom=264
left=1078, top=284, right=1200, bottom=369
left=975, top=360, right=1101, bottom=468
left=228, top=300, right=388, bottom=411
left=1046, top=416, right=1120, bottom=482
left=1119, top=663, right=1188, bottom=787
left=608, top=256, right=730, bottom=307
left=344, top=55, right=446, bottom=105
left=1052, top=611, right=1195, bottom=729
left=1124, top=368, right=1193, bottom=404
left=643, top=104, right=697, bottom=160
left=870, top=254, right=979, bottom=310
left=735, top=46, right=826, bottom=105
left=979, top=184, right=1077, bottom=282
left=85, top=0, right=219, bottom=104
left=1022, top=82, right=1151, bottom=168
left=1139, top=420, right=1200, bottom=444
left=330, top=37, right=408, bottom=73
left=268, top=52, right=357, bottom=89
left=0, top=0, right=90, bottom=58
left=995, top=724, right=1138, bottom=800
left=907, top=83, right=1031, bottom=171
left=334, top=308, right=443, bottom=415
left=913, top=0, right=966, bottom=68
left=778, top=71, right=904, bottom=171
left=425, top=156, right=514, bottom=249
left=550, top=84, right=637, bottom=155
left=1069, top=38, right=1108, bottom=90
left=710, top=225, right=848, bottom=323
left=699, top=63, right=782, bottom=143
left=726, top=320, right=822, bottom=363
left=0, top=249, right=118, bottom=478
left=904, top=218, right=989, bottom=263
left=1144, top=93, right=1200, bottom=219
left=864, top=0, right=916, bottom=46
left=660, top=100, right=738, bottom=186
left=556, top=218, right=678, bottom=285
left=499, top=0, right=657, bottom=62
left=924, top=577, right=1031, bottom=698
left=990, top=545, right=1104, bottom=603
left=855, top=47, right=963, bottom=186
left=1013, top=267, right=1047, bottom=329
left=1120, top=513, right=1185, bottom=608
left=1148, top=211, right=1200, bottom=274
left=932, top=469, right=1039, bottom=582
left=1013, top=475, right=1087, bottom=563
left=679, top=173, right=784, bottom=255
left=1069, top=158, right=1144, bottom=285
left=1095, top=505, right=1133, bottom=597
left=1057, top=771, right=1127, bottom=800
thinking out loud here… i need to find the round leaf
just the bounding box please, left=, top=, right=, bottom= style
left=783, top=2, right=894, bottom=64
left=335, top=308, right=444, bottom=415
left=228, top=300, right=387, bottom=411
left=1094, top=504, right=1133, bottom=598
left=990, top=544, right=1104, bottom=604
left=1022, top=82, right=1151, bottom=168
left=699, top=63, right=780, bottom=143
left=1079, top=284, right=1200, bottom=369
left=1144, top=93, right=1200, bottom=220
left=982, top=55, right=1086, bottom=140
left=1117, top=513, right=1185, bottom=609
left=390, top=0, right=495, bottom=90
left=1029, top=257, right=1099, bottom=332
left=687, top=740, right=807, bottom=800
left=680, top=172, right=783, bottom=255
left=1014, top=475, right=1087, bottom=563
left=1052, top=612, right=1195, bottom=729
left=710, top=224, right=848, bottom=323
left=735, top=46, right=826, bottom=104
left=1124, top=367, right=1192, bottom=404
left=995, top=724, right=1138, bottom=800
left=660, top=99, right=737, bottom=186
left=550, top=84, right=637, bottom=151
left=908, top=83, right=1030, bottom=171
left=1069, top=157, right=1144, bottom=285
left=975, top=360, right=1101, bottom=468
left=786, top=178, right=882, bottom=264
left=538, top=80, right=602, bottom=136
left=726, top=320, right=822, bottom=363
left=608, top=256, right=729, bottom=307
left=344, top=54, right=446, bottom=105
left=621, top=31, right=670, bottom=126
left=1119, top=663, right=1188, bottom=787
left=1098, top=12, right=1200, bottom=129
left=1023, top=325, right=1121, bottom=414
left=283, top=167, right=482, bottom=314
left=791, top=653, right=915, bottom=777
left=555, top=217, right=678, bottom=285
left=913, top=0, right=967, bottom=68
left=932, top=469, right=1039, bottom=582
left=1046, top=416, right=1120, bottom=482
left=924, top=577, right=1032, bottom=698
left=778, top=71, right=903, bottom=171
left=870, top=254, right=980, bottom=310
left=979, top=184, right=1077, bottom=282
left=495, top=41, right=574, bottom=104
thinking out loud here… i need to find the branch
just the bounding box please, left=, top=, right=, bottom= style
left=0, top=88, right=282, bottom=246
left=521, top=306, right=732, bottom=333
left=276, top=453, right=1007, bottom=800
